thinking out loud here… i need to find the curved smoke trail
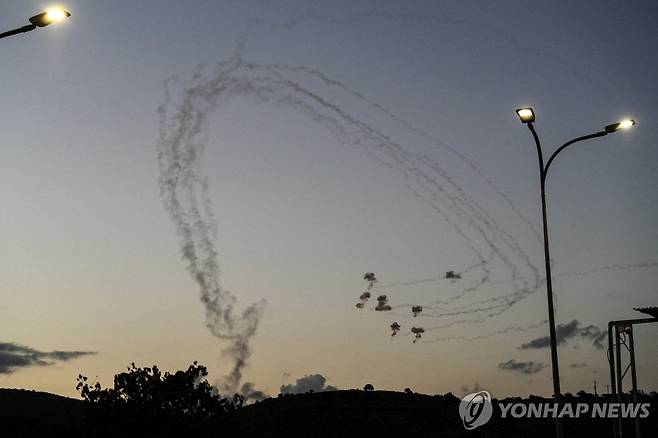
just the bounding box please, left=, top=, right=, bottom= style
left=158, top=45, right=543, bottom=355
left=157, top=68, right=266, bottom=394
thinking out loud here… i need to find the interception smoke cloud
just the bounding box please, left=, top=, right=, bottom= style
left=390, top=322, right=401, bottom=337
left=411, top=327, right=425, bottom=343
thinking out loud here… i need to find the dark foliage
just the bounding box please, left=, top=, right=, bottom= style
left=76, top=362, right=242, bottom=437
left=2, top=383, right=657, bottom=437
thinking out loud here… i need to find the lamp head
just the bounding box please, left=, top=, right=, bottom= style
left=604, top=119, right=635, bottom=133
left=516, top=107, right=535, bottom=123
left=29, top=8, right=71, bottom=27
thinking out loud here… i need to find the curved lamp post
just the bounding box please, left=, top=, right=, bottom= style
left=0, top=8, right=70, bottom=40
left=517, top=107, right=635, bottom=438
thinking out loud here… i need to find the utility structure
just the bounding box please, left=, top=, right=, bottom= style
left=0, top=8, right=70, bottom=40
left=515, top=107, right=635, bottom=438
left=608, top=307, right=658, bottom=438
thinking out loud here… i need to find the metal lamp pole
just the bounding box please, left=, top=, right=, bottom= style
left=516, top=108, right=635, bottom=438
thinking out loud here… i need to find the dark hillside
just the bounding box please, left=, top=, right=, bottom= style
left=1, top=387, right=656, bottom=437
left=0, top=388, right=83, bottom=436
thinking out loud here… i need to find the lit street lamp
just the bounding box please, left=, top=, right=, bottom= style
left=0, top=8, right=70, bottom=40
left=516, top=107, right=635, bottom=438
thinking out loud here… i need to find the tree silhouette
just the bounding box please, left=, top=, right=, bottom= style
left=363, top=384, right=374, bottom=391
left=76, top=362, right=242, bottom=437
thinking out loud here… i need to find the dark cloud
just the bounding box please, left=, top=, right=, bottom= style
left=498, top=359, right=545, bottom=375
left=0, top=342, right=96, bottom=375
left=280, top=374, right=337, bottom=395
left=519, top=320, right=606, bottom=350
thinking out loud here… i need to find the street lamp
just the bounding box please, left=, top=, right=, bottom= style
left=0, top=7, right=70, bottom=40
left=517, top=107, right=634, bottom=437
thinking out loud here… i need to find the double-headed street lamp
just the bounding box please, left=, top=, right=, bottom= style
left=517, top=107, right=635, bottom=437
left=0, top=8, right=70, bottom=40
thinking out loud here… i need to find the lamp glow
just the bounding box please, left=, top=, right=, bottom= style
left=516, top=107, right=535, bottom=123
left=29, top=8, right=71, bottom=27
left=45, top=8, right=68, bottom=22
left=604, top=119, right=635, bottom=133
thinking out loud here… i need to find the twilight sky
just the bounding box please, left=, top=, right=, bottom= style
left=1, top=0, right=657, bottom=399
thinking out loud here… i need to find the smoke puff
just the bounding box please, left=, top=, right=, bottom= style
left=280, top=374, right=337, bottom=394
left=375, top=294, right=391, bottom=311
left=390, top=322, right=401, bottom=337
left=411, top=326, right=425, bottom=342
left=241, top=381, right=269, bottom=402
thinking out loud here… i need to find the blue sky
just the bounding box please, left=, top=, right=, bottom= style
left=1, top=0, right=656, bottom=398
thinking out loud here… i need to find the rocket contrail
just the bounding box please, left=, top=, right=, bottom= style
left=157, top=63, right=266, bottom=394
left=159, top=37, right=541, bottom=373
left=422, top=320, right=548, bottom=344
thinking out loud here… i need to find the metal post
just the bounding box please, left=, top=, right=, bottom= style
left=615, top=326, right=624, bottom=437
left=609, top=322, right=618, bottom=438
left=527, top=123, right=562, bottom=438
left=627, top=327, right=640, bottom=438
left=539, top=175, right=561, bottom=399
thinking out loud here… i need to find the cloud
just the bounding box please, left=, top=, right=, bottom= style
left=519, top=320, right=606, bottom=350
left=0, top=342, right=96, bottom=375
left=569, top=363, right=589, bottom=368
left=279, top=374, right=337, bottom=395
left=498, top=359, right=545, bottom=375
